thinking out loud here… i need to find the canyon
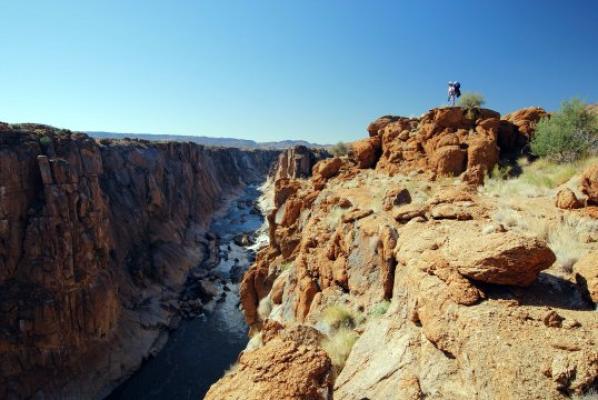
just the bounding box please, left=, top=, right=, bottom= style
left=0, top=122, right=288, bottom=399
left=1, top=106, right=597, bottom=400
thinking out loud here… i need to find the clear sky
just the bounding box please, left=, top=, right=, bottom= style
left=1, top=1, right=597, bottom=142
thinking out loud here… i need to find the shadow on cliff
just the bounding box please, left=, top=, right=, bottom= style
left=480, top=272, right=594, bottom=311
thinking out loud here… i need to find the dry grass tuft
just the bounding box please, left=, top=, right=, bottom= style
left=575, top=388, right=598, bottom=400
left=321, top=328, right=359, bottom=372
left=257, top=296, right=273, bottom=321
left=483, top=157, right=597, bottom=199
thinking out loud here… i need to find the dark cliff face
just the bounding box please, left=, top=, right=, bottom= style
left=0, top=123, right=278, bottom=399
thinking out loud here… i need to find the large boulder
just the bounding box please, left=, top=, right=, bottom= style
left=443, top=231, right=556, bottom=286
left=555, top=188, right=582, bottom=210
left=349, top=136, right=381, bottom=169
left=205, top=326, right=332, bottom=400
left=574, top=252, right=598, bottom=304
left=581, top=164, right=598, bottom=205
left=433, top=145, right=466, bottom=176
left=503, top=107, right=547, bottom=137
left=313, top=157, right=342, bottom=180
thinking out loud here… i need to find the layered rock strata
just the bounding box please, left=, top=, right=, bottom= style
left=0, top=123, right=279, bottom=399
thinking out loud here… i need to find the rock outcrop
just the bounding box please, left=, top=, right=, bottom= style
left=581, top=164, right=598, bottom=205
left=216, top=107, right=598, bottom=400
left=205, top=324, right=332, bottom=400
left=365, top=106, right=547, bottom=184
left=0, top=123, right=279, bottom=399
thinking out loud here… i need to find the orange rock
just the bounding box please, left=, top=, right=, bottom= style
left=350, top=136, right=381, bottom=169
left=432, top=145, right=466, bottom=176
left=393, top=204, right=428, bottom=223
left=341, top=208, right=374, bottom=223
left=574, top=251, right=598, bottom=304
left=367, top=115, right=400, bottom=137
left=581, top=164, right=598, bottom=205
left=274, top=178, right=301, bottom=208
left=313, top=157, right=342, bottom=180
left=503, top=106, right=547, bottom=137
left=205, top=328, right=332, bottom=400
left=555, top=188, right=582, bottom=209
left=382, top=188, right=411, bottom=211
left=444, top=232, right=556, bottom=286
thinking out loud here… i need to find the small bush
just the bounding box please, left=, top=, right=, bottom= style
left=458, top=92, right=485, bottom=109
left=321, top=305, right=357, bottom=329
left=531, top=98, right=598, bottom=162
left=39, top=136, right=52, bottom=146
left=330, top=142, right=349, bottom=157
left=369, top=300, right=390, bottom=317
left=321, top=328, right=359, bottom=371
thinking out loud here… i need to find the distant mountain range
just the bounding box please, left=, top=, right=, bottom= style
left=87, top=131, right=328, bottom=150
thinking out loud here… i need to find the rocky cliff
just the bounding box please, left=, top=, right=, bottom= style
left=0, top=122, right=279, bottom=399
left=207, top=107, right=598, bottom=400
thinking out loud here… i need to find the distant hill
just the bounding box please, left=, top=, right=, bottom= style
left=86, top=131, right=327, bottom=150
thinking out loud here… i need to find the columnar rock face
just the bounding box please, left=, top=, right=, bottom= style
left=0, top=123, right=279, bottom=399
left=274, top=145, right=330, bottom=180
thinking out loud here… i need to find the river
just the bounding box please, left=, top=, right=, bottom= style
left=106, top=184, right=268, bottom=400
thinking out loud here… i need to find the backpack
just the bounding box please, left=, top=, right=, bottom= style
left=454, top=81, right=461, bottom=97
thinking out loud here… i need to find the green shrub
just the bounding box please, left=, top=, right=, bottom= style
left=39, top=136, right=52, bottom=146
left=369, top=300, right=390, bottom=317
left=458, top=92, right=485, bottom=109
left=531, top=98, right=598, bottom=162
left=330, top=142, right=349, bottom=157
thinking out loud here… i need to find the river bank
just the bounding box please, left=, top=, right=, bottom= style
left=106, top=183, right=270, bottom=399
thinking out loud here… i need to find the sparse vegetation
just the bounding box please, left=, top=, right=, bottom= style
left=531, top=98, right=598, bottom=162
left=484, top=156, right=597, bottom=198
left=575, top=388, right=598, bottom=400
left=457, top=92, right=485, bottom=109
left=321, top=328, right=359, bottom=372
left=492, top=207, right=597, bottom=274
left=321, top=304, right=358, bottom=329
left=329, top=142, right=349, bottom=157
left=39, top=136, right=52, bottom=146
left=369, top=300, right=390, bottom=317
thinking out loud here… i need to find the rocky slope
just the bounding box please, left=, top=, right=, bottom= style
left=207, top=107, right=598, bottom=399
left=0, top=122, right=279, bottom=399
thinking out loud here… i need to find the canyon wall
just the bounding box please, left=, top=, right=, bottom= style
left=208, top=107, right=598, bottom=400
left=0, top=122, right=279, bottom=399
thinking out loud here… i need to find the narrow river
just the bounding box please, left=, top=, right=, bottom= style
left=107, top=184, right=267, bottom=400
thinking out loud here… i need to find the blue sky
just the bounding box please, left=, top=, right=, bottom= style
left=1, top=1, right=597, bottom=142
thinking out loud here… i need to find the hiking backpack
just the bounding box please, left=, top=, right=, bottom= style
left=454, top=81, right=461, bottom=97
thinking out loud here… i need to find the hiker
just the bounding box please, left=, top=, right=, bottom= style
left=447, top=81, right=461, bottom=106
